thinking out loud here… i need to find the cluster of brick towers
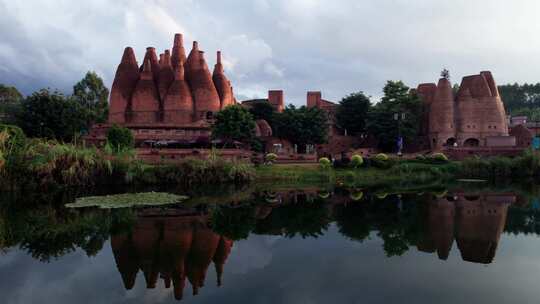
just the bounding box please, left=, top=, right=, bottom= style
left=111, top=214, right=233, bottom=300
left=417, top=71, right=509, bottom=149
left=109, top=33, right=236, bottom=125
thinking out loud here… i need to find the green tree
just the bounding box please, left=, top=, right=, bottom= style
left=0, top=84, right=23, bottom=124
left=499, top=83, right=540, bottom=113
left=272, top=105, right=328, bottom=153
left=212, top=105, right=256, bottom=146
left=106, top=125, right=134, bottom=153
left=335, top=92, right=371, bottom=136
left=0, top=84, right=23, bottom=103
left=367, top=81, right=423, bottom=152
left=249, top=101, right=275, bottom=122
left=17, top=89, right=89, bottom=141
left=73, top=71, right=109, bottom=123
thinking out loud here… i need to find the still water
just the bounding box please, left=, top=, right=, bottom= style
left=1, top=184, right=540, bottom=303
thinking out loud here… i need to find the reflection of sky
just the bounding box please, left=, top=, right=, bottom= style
left=2, top=225, right=540, bottom=303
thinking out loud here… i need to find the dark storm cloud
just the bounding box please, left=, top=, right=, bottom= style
left=1, top=0, right=539, bottom=104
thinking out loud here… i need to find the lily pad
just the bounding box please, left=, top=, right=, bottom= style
left=66, top=192, right=188, bottom=209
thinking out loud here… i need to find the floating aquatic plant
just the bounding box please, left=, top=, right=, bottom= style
left=66, top=192, right=187, bottom=209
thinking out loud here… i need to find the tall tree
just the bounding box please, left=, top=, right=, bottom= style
left=248, top=101, right=275, bottom=122
left=335, top=92, right=371, bottom=136
left=0, top=84, right=23, bottom=103
left=73, top=71, right=109, bottom=123
left=0, top=84, right=23, bottom=124
left=212, top=105, right=256, bottom=146
left=17, top=89, right=89, bottom=141
left=499, top=83, right=540, bottom=114
left=367, top=81, right=422, bottom=152
left=272, top=105, right=328, bottom=153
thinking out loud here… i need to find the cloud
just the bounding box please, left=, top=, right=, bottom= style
left=1, top=0, right=540, bottom=105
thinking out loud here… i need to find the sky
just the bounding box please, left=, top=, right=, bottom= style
left=1, top=0, right=540, bottom=105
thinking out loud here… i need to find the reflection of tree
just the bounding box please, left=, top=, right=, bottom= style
left=211, top=205, right=257, bottom=240
left=0, top=202, right=134, bottom=262
left=505, top=208, right=540, bottom=235
left=335, top=193, right=428, bottom=257
left=334, top=203, right=370, bottom=242
left=256, top=197, right=331, bottom=238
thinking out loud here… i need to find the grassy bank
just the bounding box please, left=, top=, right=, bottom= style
left=0, top=129, right=255, bottom=190
left=3, top=121, right=540, bottom=192
left=256, top=149, right=540, bottom=188
left=256, top=161, right=459, bottom=191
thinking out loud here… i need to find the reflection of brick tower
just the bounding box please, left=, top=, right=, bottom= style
left=186, top=224, right=221, bottom=295
left=427, top=198, right=455, bottom=260
left=455, top=194, right=512, bottom=264
left=110, top=213, right=234, bottom=300
left=213, top=237, right=234, bottom=286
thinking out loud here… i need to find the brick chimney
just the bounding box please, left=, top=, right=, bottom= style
left=268, top=90, right=284, bottom=113
left=307, top=91, right=321, bottom=108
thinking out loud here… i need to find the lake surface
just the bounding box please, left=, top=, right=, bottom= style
left=1, top=184, right=540, bottom=303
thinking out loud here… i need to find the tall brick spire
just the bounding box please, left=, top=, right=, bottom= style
left=186, top=43, right=221, bottom=118
left=140, top=47, right=160, bottom=84
left=131, top=59, right=160, bottom=123
left=158, top=49, right=174, bottom=102
left=163, top=61, right=195, bottom=123
left=213, top=51, right=235, bottom=109
left=109, top=47, right=139, bottom=123
left=171, top=33, right=187, bottom=70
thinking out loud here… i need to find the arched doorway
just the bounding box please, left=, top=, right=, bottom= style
left=446, top=138, right=457, bottom=146
left=463, top=138, right=480, bottom=147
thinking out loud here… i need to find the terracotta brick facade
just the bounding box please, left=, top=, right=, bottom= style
left=417, top=71, right=510, bottom=150
left=109, top=34, right=235, bottom=125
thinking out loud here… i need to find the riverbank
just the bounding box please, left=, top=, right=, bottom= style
left=255, top=162, right=459, bottom=190
left=2, top=124, right=540, bottom=192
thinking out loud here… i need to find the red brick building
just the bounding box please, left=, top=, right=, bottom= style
left=417, top=71, right=510, bottom=150
left=85, top=33, right=236, bottom=149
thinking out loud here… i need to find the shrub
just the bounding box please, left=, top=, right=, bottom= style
left=375, top=153, right=389, bottom=161
left=0, top=124, right=27, bottom=176
left=106, top=125, right=134, bottom=153
left=371, top=153, right=394, bottom=169
left=415, top=155, right=426, bottom=161
left=265, top=153, right=278, bottom=164
left=350, top=154, right=364, bottom=168
left=319, top=157, right=331, bottom=169
left=431, top=152, right=449, bottom=162
left=0, top=124, right=26, bottom=150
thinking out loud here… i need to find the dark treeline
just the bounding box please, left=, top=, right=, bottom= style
left=0, top=72, right=109, bottom=141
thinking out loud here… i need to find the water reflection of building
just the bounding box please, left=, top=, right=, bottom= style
left=419, top=193, right=514, bottom=264
left=111, top=212, right=233, bottom=300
